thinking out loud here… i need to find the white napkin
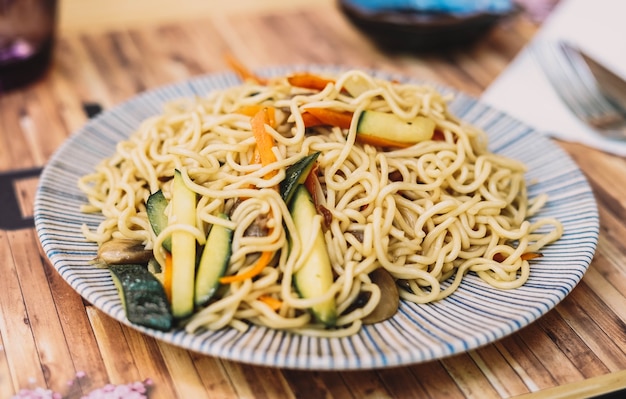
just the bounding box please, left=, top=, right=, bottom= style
left=481, top=0, right=626, bottom=156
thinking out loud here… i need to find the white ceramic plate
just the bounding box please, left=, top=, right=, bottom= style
left=34, top=66, right=599, bottom=370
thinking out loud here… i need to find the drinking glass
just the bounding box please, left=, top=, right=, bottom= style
left=0, top=0, right=57, bottom=92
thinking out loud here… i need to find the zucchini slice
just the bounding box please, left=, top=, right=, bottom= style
left=170, top=169, right=197, bottom=319
left=279, top=152, right=320, bottom=205
left=195, top=213, right=233, bottom=307
left=290, top=185, right=337, bottom=327
left=356, top=110, right=435, bottom=147
left=147, top=190, right=172, bottom=252
left=110, top=264, right=173, bottom=331
left=342, top=74, right=373, bottom=98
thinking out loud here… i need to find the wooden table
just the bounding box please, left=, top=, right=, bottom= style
left=2, top=1, right=625, bottom=398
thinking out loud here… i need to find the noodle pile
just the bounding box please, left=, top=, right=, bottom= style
left=78, top=69, right=563, bottom=337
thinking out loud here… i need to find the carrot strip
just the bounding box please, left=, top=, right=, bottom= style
left=304, top=107, right=353, bottom=129
left=236, top=105, right=276, bottom=128
left=301, top=112, right=324, bottom=127
left=219, top=250, right=274, bottom=284
left=521, top=252, right=543, bottom=261
left=250, top=108, right=279, bottom=182
left=163, top=252, right=173, bottom=302
left=287, top=73, right=335, bottom=91
left=251, top=108, right=277, bottom=167
left=220, top=109, right=280, bottom=285
left=258, top=295, right=283, bottom=311
left=224, top=53, right=267, bottom=85
left=493, top=252, right=543, bottom=262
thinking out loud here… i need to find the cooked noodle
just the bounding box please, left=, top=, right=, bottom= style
left=78, top=69, right=563, bottom=337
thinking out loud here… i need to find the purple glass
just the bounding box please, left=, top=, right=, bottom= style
left=0, top=0, right=57, bottom=92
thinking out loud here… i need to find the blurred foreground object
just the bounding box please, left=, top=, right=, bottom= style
left=0, top=0, right=57, bottom=92
left=339, top=0, right=517, bottom=51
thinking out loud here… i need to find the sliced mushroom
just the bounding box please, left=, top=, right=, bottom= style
left=362, top=268, right=400, bottom=324
left=244, top=213, right=270, bottom=237
left=229, top=198, right=270, bottom=238
left=96, top=238, right=153, bottom=265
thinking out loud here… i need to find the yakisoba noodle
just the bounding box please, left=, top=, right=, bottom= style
left=78, top=69, right=563, bottom=337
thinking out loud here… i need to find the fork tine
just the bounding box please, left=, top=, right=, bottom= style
left=532, top=40, right=626, bottom=137
left=558, top=41, right=625, bottom=128
left=532, top=41, right=591, bottom=121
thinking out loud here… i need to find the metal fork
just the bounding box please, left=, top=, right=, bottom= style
left=532, top=40, right=626, bottom=139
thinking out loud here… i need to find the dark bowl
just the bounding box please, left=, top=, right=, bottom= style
left=338, top=0, right=519, bottom=52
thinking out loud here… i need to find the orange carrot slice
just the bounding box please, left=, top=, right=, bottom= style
left=225, top=53, right=267, bottom=85
left=287, top=73, right=335, bottom=91
left=258, top=295, right=283, bottom=311
left=301, top=112, right=324, bottom=127
left=493, top=252, right=543, bottom=262
left=251, top=108, right=278, bottom=178
left=304, top=107, right=353, bottom=129
left=236, top=105, right=277, bottom=128
left=219, top=250, right=274, bottom=284
left=521, top=252, right=543, bottom=261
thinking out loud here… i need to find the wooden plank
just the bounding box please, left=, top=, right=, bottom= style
left=43, top=262, right=110, bottom=392
left=47, top=63, right=91, bottom=135
left=121, top=28, right=198, bottom=86
left=556, top=279, right=626, bottom=372
left=583, top=254, right=626, bottom=322
left=471, top=345, right=530, bottom=397
left=0, top=231, right=44, bottom=395
left=7, top=230, right=80, bottom=394
left=248, top=365, right=295, bottom=399
left=340, top=369, right=392, bottom=398
left=409, top=360, right=466, bottom=398
left=376, top=366, right=431, bottom=398
left=282, top=370, right=353, bottom=399
left=86, top=307, right=140, bottom=384
left=12, top=176, right=39, bottom=220
left=121, top=327, right=178, bottom=399
left=282, top=369, right=352, bottom=398
left=53, top=35, right=115, bottom=110
left=558, top=142, right=626, bottom=221
left=218, top=360, right=298, bottom=399
left=515, top=369, right=626, bottom=399
left=58, top=0, right=334, bottom=34
left=442, top=353, right=501, bottom=399
left=0, top=334, right=14, bottom=398
left=220, top=360, right=264, bottom=398
left=21, top=78, right=70, bottom=162
left=0, top=92, right=34, bottom=170
left=493, top=340, right=541, bottom=393
left=497, top=333, right=557, bottom=392
left=536, top=306, right=608, bottom=380
left=189, top=354, right=239, bottom=398
left=79, top=34, right=148, bottom=105
left=156, top=340, right=208, bottom=398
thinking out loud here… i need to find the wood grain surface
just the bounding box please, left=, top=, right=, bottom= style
left=1, top=1, right=625, bottom=398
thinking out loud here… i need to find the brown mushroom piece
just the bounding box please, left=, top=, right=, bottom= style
left=362, top=267, right=400, bottom=324
left=95, top=238, right=153, bottom=265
